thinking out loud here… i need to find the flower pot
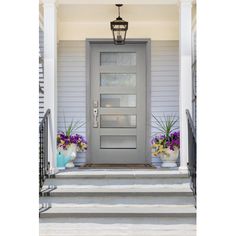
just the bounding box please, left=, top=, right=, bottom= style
left=65, top=144, right=77, bottom=168
left=159, top=147, right=179, bottom=168
left=57, top=152, right=65, bottom=169
left=57, top=144, right=77, bottom=169
left=64, top=156, right=71, bottom=166
left=152, top=156, right=161, bottom=167
left=74, top=151, right=86, bottom=167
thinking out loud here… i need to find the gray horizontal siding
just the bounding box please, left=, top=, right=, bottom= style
left=57, top=41, right=86, bottom=136
left=57, top=40, right=179, bottom=139
left=151, top=41, right=179, bottom=137
left=192, top=29, right=197, bottom=128
left=39, top=28, right=44, bottom=123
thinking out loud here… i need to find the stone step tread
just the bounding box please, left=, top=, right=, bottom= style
left=55, top=170, right=188, bottom=179
left=40, top=216, right=196, bottom=225
left=41, top=186, right=193, bottom=195
left=40, top=229, right=196, bottom=236
left=40, top=232, right=196, bottom=236
left=40, top=228, right=196, bottom=236
left=39, top=223, right=196, bottom=230
left=40, top=203, right=195, bottom=208
left=44, top=180, right=190, bottom=187
left=40, top=205, right=196, bottom=216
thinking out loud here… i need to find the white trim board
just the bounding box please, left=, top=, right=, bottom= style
left=41, top=0, right=189, bottom=5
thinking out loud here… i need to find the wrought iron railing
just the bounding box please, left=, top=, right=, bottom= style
left=39, top=109, right=51, bottom=193
left=186, top=109, right=197, bottom=201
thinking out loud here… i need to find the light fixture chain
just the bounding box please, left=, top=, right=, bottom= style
left=118, top=6, right=120, bottom=17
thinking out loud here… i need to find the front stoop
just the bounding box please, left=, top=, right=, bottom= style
left=40, top=169, right=196, bottom=236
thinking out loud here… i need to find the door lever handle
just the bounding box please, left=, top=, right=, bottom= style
left=93, top=108, right=98, bottom=128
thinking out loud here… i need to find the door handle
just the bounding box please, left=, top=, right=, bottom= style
left=93, top=108, right=98, bottom=128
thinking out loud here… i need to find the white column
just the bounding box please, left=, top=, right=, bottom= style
left=44, top=0, right=57, bottom=173
left=179, top=0, right=192, bottom=172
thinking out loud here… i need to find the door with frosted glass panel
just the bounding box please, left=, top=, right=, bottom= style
left=90, top=43, right=146, bottom=164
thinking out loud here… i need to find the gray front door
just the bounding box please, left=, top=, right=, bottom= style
left=90, top=43, right=146, bottom=164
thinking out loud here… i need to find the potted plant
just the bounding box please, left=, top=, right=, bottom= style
left=73, top=136, right=87, bottom=167
left=151, top=114, right=180, bottom=168
left=57, top=118, right=86, bottom=169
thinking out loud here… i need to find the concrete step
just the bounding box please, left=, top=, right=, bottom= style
left=40, top=196, right=195, bottom=207
left=40, top=186, right=194, bottom=205
left=40, top=221, right=196, bottom=236
left=45, top=178, right=190, bottom=187
left=40, top=205, right=196, bottom=219
left=41, top=186, right=193, bottom=196
left=40, top=215, right=196, bottom=225
left=45, top=170, right=190, bottom=187
left=55, top=169, right=189, bottom=179
left=40, top=170, right=195, bottom=235
left=40, top=229, right=196, bottom=236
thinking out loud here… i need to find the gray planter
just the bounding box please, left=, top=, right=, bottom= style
left=74, top=151, right=86, bottom=167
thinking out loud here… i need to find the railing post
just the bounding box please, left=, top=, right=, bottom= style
left=39, top=110, right=51, bottom=193
left=186, top=109, right=197, bottom=202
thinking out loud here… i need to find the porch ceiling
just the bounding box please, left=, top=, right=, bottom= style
left=58, top=5, right=179, bottom=23
left=40, top=1, right=195, bottom=40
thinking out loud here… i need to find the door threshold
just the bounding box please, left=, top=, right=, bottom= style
left=79, top=164, right=156, bottom=169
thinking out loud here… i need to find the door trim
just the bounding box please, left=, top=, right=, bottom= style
left=86, top=39, right=151, bottom=164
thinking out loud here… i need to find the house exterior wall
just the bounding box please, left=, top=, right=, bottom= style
left=39, top=28, right=44, bottom=122
left=57, top=40, right=179, bottom=139
left=41, top=1, right=195, bottom=170
left=151, top=40, right=179, bottom=137
left=57, top=41, right=86, bottom=135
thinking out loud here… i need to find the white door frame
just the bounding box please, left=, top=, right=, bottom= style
left=85, top=38, right=151, bottom=164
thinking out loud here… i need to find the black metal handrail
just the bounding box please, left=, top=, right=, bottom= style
left=39, top=109, right=51, bottom=193
left=186, top=109, right=197, bottom=202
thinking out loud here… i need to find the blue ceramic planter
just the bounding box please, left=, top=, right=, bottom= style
left=57, top=152, right=72, bottom=168
left=57, top=152, right=65, bottom=168
left=63, top=156, right=71, bottom=165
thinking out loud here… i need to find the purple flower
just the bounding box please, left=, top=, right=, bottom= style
left=57, top=132, right=87, bottom=150
left=151, top=131, right=180, bottom=149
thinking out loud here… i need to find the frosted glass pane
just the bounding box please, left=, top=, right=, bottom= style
left=101, top=95, right=136, bottom=108
left=100, top=115, right=136, bottom=128
left=100, top=136, right=136, bottom=149
left=100, top=73, right=136, bottom=87
left=100, top=52, right=136, bottom=66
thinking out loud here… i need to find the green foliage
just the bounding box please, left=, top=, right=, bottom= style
left=152, top=114, right=179, bottom=138
left=60, top=113, right=85, bottom=136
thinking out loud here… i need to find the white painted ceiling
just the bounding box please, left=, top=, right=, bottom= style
left=58, top=5, right=179, bottom=22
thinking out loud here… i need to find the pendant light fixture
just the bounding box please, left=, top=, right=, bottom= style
left=110, top=4, right=128, bottom=45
